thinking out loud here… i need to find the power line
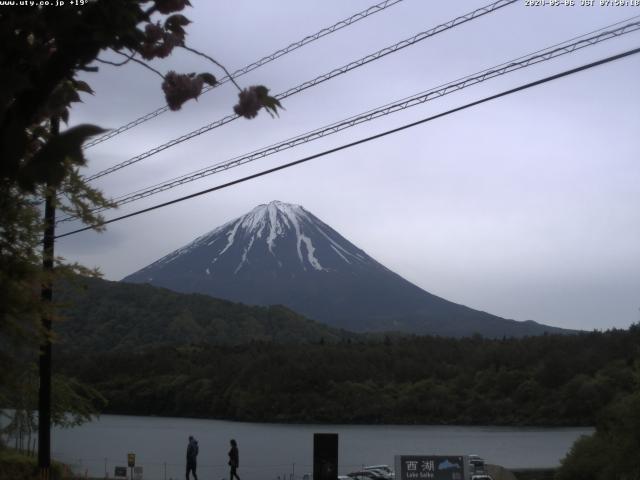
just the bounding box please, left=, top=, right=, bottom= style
left=57, top=18, right=640, bottom=224
left=83, top=0, right=517, bottom=182
left=55, top=46, right=640, bottom=239
left=83, top=0, right=406, bottom=149
left=100, top=19, right=640, bottom=204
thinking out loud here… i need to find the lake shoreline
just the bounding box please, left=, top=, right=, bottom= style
left=47, top=413, right=590, bottom=479
left=95, top=409, right=595, bottom=429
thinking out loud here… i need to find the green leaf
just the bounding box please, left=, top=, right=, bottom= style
left=64, top=85, right=82, bottom=104
left=165, top=14, right=191, bottom=28
left=165, top=14, right=191, bottom=37
left=254, top=86, right=283, bottom=118
left=60, top=108, right=70, bottom=125
left=198, top=72, right=216, bottom=86
left=254, top=85, right=269, bottom=97
left=22, top=124, right=107, bottom=188
left=72, top=80, right=95, bottom=95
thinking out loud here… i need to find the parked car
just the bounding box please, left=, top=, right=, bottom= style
left=347, top=474, right=378, bottom=480
left=361, top=466, right=393, bottom=480
left=348, top=471, right=385, bottom=480
left=363, top=466, right=393, bottom=476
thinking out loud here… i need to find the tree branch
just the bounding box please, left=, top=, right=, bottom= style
left=179, top=45, right=242, bottom=92
left=95, top=53, right=133, bottom=67
left=112, top=51, right=165, bottom=79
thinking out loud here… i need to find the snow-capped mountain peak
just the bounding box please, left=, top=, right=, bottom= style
left=123, top=201, right=567, bottom=337
left=235, top=201, right=316, bottom=261
left=138, top=201, right=370, bottom=278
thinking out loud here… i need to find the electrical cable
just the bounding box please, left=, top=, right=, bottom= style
left=56, top=17, right=640, bottom=223
left=55, top=46, right=640, bottom=239
left=83, top=0, right=406, bottom=149
left=83, top=0, right=517, bottom=182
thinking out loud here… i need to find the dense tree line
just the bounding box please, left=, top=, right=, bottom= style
left=55, top=325, right=639, bottom=426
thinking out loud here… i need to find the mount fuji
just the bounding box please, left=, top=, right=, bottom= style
left=123, top=201, right=567, bottom=337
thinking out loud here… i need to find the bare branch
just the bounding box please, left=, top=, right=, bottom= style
left=95, top=52, right=134, bottom=67
left=179, top=45, right=242, bottom=91
left=112, top=51, right=165, bottom=80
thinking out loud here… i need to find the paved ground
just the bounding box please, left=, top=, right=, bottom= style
left=485, top=464, right=518, bottom=480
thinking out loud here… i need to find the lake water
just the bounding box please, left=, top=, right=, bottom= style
left=49, top=415, right=592, bottom=480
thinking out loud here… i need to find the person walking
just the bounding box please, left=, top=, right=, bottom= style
left=186, top=435, right=199, bottom=480
left=228, top=439, right=240, bottom=480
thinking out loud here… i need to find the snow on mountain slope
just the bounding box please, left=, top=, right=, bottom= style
left=123, top=201, right=570, bottom=337
left=134, top=200, right=374, bottom=280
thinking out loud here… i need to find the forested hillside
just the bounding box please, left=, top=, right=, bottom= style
left=56, top=325, right=640, bottom=426
left=55, top=277, right=355, bottom=349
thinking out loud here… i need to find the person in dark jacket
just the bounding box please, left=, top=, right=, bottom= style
left=228, top=439, right=240, bottom=480
left=186, top=435, right=199, bottom=480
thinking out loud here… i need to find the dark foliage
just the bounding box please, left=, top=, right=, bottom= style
left=54, top=321, right=640, bottom=426
left=556, top=387, right=640, bottom=480
left=0, top=448, right=64, bottom=480
left=54, top=277, right=354, bottom=349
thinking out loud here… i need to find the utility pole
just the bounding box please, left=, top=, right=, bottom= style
left=38, top=116, right=59, bottom=480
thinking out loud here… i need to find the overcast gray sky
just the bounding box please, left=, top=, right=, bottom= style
left=57, top=0, right=640, bottom=331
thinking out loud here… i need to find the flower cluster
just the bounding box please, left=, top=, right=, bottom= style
left=233, top=87, right=262, bottom=119
left=139, top=12, right=189, bottom=61
left=234, top=86, right=283, bottom=119
left=162, top=71, right=203, bottom=111
left=139, top=23, right=179, bottom=60
left=132, top=1, right=281, bottom=117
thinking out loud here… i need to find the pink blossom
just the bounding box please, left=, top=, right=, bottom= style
left=144, top=23, right=164, bottom=43
left=233, top=87, right=262, bottom=119
left=162, top=71, right=203, bottom=110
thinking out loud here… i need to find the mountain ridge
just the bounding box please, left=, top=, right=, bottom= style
left=123, top=201, right=572, bottom=338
